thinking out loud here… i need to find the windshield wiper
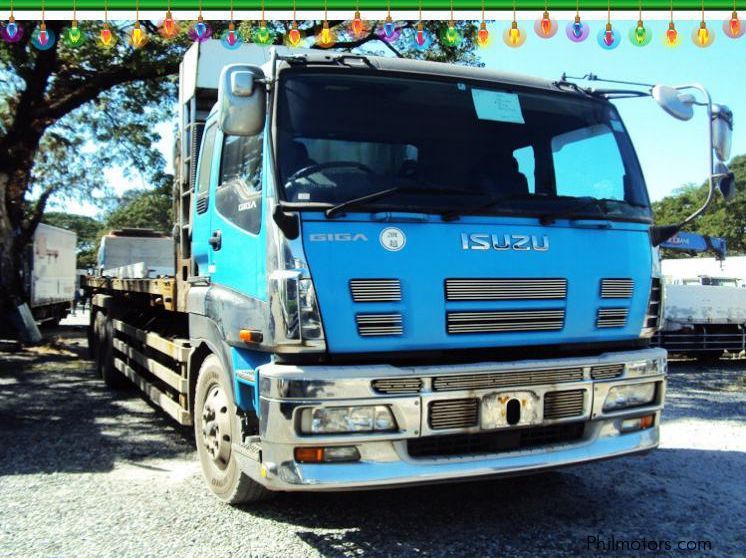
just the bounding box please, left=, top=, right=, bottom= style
left=325, top=185, right=478, bottom=218
left=538, top=197, right=608, bottom=225
left=441, top=193, right=528, bottom=221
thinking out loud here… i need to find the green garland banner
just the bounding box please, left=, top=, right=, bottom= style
left=1, top=0, right=742, bottom=9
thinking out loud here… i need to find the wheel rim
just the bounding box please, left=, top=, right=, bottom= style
left=201, top=383, right=233, bottom=470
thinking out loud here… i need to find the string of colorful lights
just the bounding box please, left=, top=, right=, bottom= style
left=1, top=1, right=743, bottom=49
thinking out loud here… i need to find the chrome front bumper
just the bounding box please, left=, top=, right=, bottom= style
left=235, top=347, right=667, bottom=491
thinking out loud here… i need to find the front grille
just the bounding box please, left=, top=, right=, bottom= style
left=445, top=278, right=567, bottom=301
left=428, top=399, right=479, bottom=430
left=372, top=378, right=423, bottom=394
left=407, top=422, right=585, bottom=458
left=432, top=367, right=583, bottom=392
left=601, top=278, right=634, bottom=298
left=356, top=314, right=403, bottom=337
left=591, top=363, right=625, bottom=380
left=596, top=308, right=629, bottom=328
left=644, top=278, right=663, bottom=330
left=543, top=390, right=586, bottom=419
left=349, top=279, right=401, bottom=302
left=447, top=309, right=565, bottom=334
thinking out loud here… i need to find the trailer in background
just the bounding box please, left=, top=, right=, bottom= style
left=97, top=228, right=174, bottom=279
left=658, top=256, right=746, bottom=360
left=25, top=223, right=77, bottom=326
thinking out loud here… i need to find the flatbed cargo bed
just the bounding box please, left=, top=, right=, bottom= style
left=83, top=276, right=178, bottom=311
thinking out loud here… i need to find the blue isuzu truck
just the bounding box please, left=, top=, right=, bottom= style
left=85, top=41, right=735, bottom=503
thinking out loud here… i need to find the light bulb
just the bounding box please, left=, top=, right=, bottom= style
left=441, top=22, right=462, bottom=46
left=540, top=11, right=551, bottom=35
left=195, top=19, right=207, bottom=38
left=384, top=15, right=394, bottom=38
left=100, top=24, right=112, bottom=46
left=635, top=22, right=646, bottom=42
left=604, top=23, right=614, bottom=45
left=416, top=22, right=425, bottom=46
left=39, top=25, right=48, bottom=45
left=351, top=10, right=364, bottom=36
left=698, top=23, right=708, bottom=44
left=63, top=20, right=85, bottom=47
left=288, top=22, right=301, bottom=46
left=31, top=22, right=55, bottom=49
left=666, top=21, right=678, bottom=44
left=160, top=10, right=179, bottom=39
left=730, top=13, right=741, bottom=35
left=5, top=17, right=20, bottom=40
left=130, top=22, right=147, bottom=48
left=477, top=21, right=489, bottom=47
left=256, top=21, right=271, bottom=44
left=509, top=22, right=520, bottom=45
left=316, top=20, right=334, bottom=47
left=572, top=18, right=583, bottom=38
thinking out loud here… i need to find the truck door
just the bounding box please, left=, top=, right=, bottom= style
left=206, top=129, right=265, bottom=300
left=192, top=121, right=219, bottom=277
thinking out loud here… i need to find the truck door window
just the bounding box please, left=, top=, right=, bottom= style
left=551, top=125, right=626, bottom=201
left=196, top=124, right=217, bottom=195
left=216, top=133, right=263, bottom=234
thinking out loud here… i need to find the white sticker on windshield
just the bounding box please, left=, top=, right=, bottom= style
left=471, top=89, right=525, bottom=124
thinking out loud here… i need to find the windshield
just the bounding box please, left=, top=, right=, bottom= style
left=276, top=70, right=651, bottom=221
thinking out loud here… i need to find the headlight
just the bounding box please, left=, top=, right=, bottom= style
left=603, top=382, right=656, bottom=411
left=300, top=405, right=397, bottom=434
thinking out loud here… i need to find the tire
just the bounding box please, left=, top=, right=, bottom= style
left=194, top=354, right=272, bottom=504
left=96, top=314, right=127, bottom=388
left=696, top=350, right=723, bottom=363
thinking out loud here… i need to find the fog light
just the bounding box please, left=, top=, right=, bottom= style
left=294, top=446, right=360, bottom=463
left=620, top=414, right=655, bottom=433
left=604, top=382, right=656, bottom=411
left=626, top=359, right=664, bottom=377
left=300, top=405, right=397, bottom=434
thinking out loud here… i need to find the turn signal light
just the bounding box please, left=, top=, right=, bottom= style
left=294, top=446, right=360, bottom=463
left=239, top=329, right=263, bottom=344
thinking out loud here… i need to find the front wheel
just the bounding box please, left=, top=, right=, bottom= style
left=194, top=355, right=272, bottom=504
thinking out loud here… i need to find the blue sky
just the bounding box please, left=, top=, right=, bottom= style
left=52, top=17, right=744, bottom=216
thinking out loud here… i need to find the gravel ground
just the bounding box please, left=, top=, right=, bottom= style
left=0, top=315, right=745, bottom=557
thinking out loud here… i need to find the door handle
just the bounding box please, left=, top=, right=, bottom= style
left=208, top=230, right=222, bottom=251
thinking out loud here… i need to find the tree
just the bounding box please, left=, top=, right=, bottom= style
left=41, top=211, right=103, bottom=268
left=653, top=155, right=746, bottom=255
left=104, top=172, right=174, bottom=234
left=0, top=18, right=479, bottom=336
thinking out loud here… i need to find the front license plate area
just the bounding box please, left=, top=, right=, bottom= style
left=481, top=391, right=542, bottom=430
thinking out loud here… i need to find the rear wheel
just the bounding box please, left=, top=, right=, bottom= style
left=194, top=355, right=272, bottom=504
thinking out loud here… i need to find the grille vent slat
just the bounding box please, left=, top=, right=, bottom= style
left=591, top=363, right=625, bottom=380
left=447, top=309, right=565, bottom=334
left=601, top=279, right=634, bottom=299
left=356, top=313, right=403, bottom=337
left=446, top=279, right=567, bottom=301
left=372, top=378, right=423, bottom=394
left=596, top=308, right=629, bottom=328
left=543, top=390, right=586, bottom=419
left=429, top=399, right=479, bottom=430
left=350, top=279, right=402, bottom=302
left=433, top=367, right=583, bottom=392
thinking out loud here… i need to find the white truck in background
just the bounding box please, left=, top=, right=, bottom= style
left=24, top=223, right=77, bottom=326
left=658, top=257, right=746, bottom=360
left=97, top=229, right=174, bottom=279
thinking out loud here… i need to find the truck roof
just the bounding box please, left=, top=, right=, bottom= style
left=180, top=41, right=580, bottom=106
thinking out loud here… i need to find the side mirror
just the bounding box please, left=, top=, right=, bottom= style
left=218, top=64, right=266, bottom=137
left=712, top=104, right=733, bottom=162
left=714, top=162, right=736, bottom=203
left=652, top=85, right=694, bottom=121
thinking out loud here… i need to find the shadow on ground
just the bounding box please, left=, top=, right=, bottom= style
left=239, top=446, right=745, bottom=557
left=0, top=324, right=192, bottom=476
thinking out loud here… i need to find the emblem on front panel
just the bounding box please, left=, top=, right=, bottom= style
left=380, top=227, right=406, bottom=252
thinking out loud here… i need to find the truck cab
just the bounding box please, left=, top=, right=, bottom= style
left=177, top=43, right=669, bottom=501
